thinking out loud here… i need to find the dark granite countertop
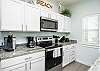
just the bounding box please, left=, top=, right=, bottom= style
left=0, top=45, right=45, bottom=60
left=0, top=40, right=77, bottom=61
left=58, top=40, right=77, bottom=46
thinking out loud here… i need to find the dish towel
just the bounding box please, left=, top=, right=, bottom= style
left=57, top=47, right=61, bottom=57
left=53, top=47, right=61, bottom=58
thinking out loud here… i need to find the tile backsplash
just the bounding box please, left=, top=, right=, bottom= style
left=0, top=32, right=70, bottom=45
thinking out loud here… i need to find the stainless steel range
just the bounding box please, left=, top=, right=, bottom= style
left=36, top=36, right=63, bottom=71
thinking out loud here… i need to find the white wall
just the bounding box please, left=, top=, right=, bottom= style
left=68, top=0, right=100, bottom=66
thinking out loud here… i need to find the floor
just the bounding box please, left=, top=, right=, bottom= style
left=63, top=61, right=90, bottom=71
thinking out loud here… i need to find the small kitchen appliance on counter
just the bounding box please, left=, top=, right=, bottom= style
left=3, top=33, right=16, bottom=52
left=26, top=36, right=36, bottom=48
left=59, top=36, right=69, bottom=42
left=53, top=35, right=60, bottom=44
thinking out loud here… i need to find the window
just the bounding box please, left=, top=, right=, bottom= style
left=82, top=14, right=99, bottom=46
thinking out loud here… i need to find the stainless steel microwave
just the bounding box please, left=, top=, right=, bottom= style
left=40, top=17, right=58, bottom=32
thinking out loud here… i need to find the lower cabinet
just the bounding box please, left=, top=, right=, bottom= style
left=1, top=63, right=26, bottom=71
left=1, top=51, right=45, bottom=71
left=63, top=44, right=76, bottom=67
left=30, top=57, right=45, bottom=71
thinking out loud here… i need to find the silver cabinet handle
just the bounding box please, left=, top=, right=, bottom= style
left=48, top=13, right=49, bottom=18
left=25, top=57, right=32, bottom=60
left=48, top=13, right=51, bottom=18
left=62, top=51, right=64, bottom=56
left=50, top=14, right=51, bottom=18
left=26, top=25, right=27, bottom=31
left=30, top=62, right=31, bottom=69
left=22, top=24, right=23, bottom=31
left=25, top=63, right=27, bottom=71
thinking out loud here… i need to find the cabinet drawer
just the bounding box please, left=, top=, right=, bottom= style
left=1, top=55, right=28, bottom=68
left=28, top=51, right=45, bottom=60
left=1, top=63, right=26, bottom=71
left=1, top=51, right=45, bottom=68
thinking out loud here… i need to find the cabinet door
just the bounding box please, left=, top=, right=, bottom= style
left=30, top=57, right=45, bottom=71
left=64, top=17, right=71, bottom=32
left=63, top=45, right=75, bottom=67
left=2, top=63, right=26, bottom=71
left=57, top=14, right=65, bottom=32
left=63, top=50, right=70, bottom=67
left=68, top=44, right=76, bottom=63
left=63, top=45, right=70, bottom=67
left=24, top=5, right=40, bottom=31
left=40, top=9, right=49, bottom=18
left=49, top=11, right=57, bottom=20
left=1, top=0, right=24, bottom=31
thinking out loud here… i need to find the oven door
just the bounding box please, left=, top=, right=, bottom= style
left=54, top=48, right=62, bottom=66
left=45, top=49, right=55, bottom=71
left=45, top=48, right=62, bottom=71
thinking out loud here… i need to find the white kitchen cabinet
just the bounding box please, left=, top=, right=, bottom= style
left=63, top=48, right=70, bottom=67
left=64, top=16, right=71, bottom=32
left=30, top=57, right=45, bottom=71
left=1, top=0, right=24, bottom=31
left=2, top=63, right=26, bottom=71
left=40, top=9, right=57, bottom=20
left=57, top=14, right=71, bottom=32
left=57, top=14, right=65, bottom=32
left=0, top=0, right=40, bottom=31
left=63, top=44, right=76, bottom=67
left=24, top=4, right=40, bottom=31
left=40, top=9, right=49, bottom=18
left=1, top=51, right=45, bottom=71
left=50, top=11, right=57, bottom=20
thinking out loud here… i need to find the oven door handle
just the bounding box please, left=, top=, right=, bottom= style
left=46, top=49, right=55, bottom=52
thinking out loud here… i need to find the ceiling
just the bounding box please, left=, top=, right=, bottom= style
left=56, top=0, right=81, bottom=6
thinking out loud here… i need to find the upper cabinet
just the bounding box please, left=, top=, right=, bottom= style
left=57, top=14, right=65, bottom=32
left=40, top=9, right=48, bottom=18
left=64, top=16, right=71, bottom=32
left=0, top=0, right=71, bottom=32
left=24, top=4, right=40, bottom=31
left=57, top=14, right=71, bottom=32
left=1, top=0, right=24, bottom=31
left=40, top=9, right=57, bottom=20
left=0, top=0, right=40, bottom=31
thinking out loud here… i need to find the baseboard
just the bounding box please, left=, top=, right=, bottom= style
left=75, top=59, right=91, bottom=66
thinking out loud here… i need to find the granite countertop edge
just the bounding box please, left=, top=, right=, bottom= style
left=0, top=46, right=45, bottom=61
left=0, top=41, right=77, bottom=61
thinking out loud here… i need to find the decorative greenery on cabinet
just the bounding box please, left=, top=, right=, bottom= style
left=60, top=8, right=72, bottom=17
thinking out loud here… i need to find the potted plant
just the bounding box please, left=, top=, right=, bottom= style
left=60, top=8, right=72, bottom=17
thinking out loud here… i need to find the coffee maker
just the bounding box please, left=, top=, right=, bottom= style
left=4, top=33, right=16, bottom=51
left=53, top=35, right=60, bottom=44
left=27, top=37, right=36, bottom=48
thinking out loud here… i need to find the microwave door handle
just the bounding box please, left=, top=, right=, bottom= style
left=56, top=23, right=58, bottom=29
left=41, top=21, right=44, bottom=27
